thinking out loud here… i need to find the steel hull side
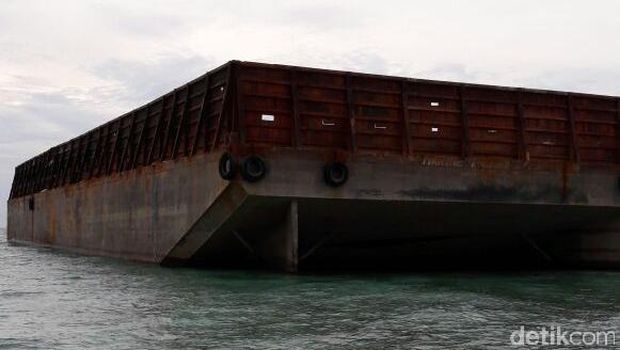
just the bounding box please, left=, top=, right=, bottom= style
left=7, top=153, right=229, bottom=263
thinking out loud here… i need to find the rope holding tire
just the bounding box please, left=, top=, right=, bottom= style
left=241, top=155, right=267, bottom=182
left=218, top=153, right=237, bottom=180
left=323, top=162, right=348, bottom=187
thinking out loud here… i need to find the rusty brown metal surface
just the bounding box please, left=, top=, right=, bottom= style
left=235, top=61, right=620, bottom=165
left=7, top=152, right=231, bottom=263
left=9, top=60, right=620, bottom=199
left=10, top=62, right=230, bottom=199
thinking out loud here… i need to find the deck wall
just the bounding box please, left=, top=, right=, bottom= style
left=9, top=64, right=232, bottom=200
left=237, top=62, right=620, bottom=165
left=10, top=61, right=620, bottom=201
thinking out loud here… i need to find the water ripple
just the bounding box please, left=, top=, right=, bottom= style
left=0, top=237, right=619, bottom=349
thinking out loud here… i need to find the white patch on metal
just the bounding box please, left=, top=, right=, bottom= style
left=321, top=119, right=335, bottom=126
left=430, top=101, right=440, bottom=107
left=261, top=114, right=275, bottom=122
left=431, top=127, right=439, bottom=133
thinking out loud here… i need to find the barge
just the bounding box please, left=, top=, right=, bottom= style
left=7, top=60, right=620, bottom=271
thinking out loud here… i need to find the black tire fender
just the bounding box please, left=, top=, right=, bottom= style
left=241, top=155, right=267, bottom=182
left=218, top=153, right=237, bottom=180
left=323, top=162, right=348, bottom=187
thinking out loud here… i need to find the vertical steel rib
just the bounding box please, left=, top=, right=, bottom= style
left=346, top=73, right=357, bottom=153
left=211, top=64, right=233, bottom=152
left=147, top=97, right=167, bottom=164
left=516, top=90, right=528, bottom=161
left=566, top=95, right=580, bottom=163
left=172, top=86, right=191, bottom=159
left=459, top=86, right=471, bottom=159
left=161, top=89, right=180, bottom=160
left=131, top=105, right=150, bottom=169
left=290, top=68, right=301, bottom=148
left=119, top=111, right=137, bottom=171
left=107, top=120, right=123, bottom=174
left=190, top=74, right=210, bottom=156
left=401, top=80, right=412, bottom=156
left=88, top=127, right=102, bottom=179
left=616, top=98, right=620, bottom=163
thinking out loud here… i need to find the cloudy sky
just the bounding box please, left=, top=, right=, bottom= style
left=2, top=0, right=620, bottom=226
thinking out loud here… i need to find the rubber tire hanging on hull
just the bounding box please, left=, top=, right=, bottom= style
left=324, top=162, right=348, bottom=187
left=241, top=155, right=267, bottom=182
left=219, top=153, right=237, bottom=180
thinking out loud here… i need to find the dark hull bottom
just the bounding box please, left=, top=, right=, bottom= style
left=186, top=197, right=620, bottom=271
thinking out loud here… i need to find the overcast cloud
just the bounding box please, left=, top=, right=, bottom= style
left=2, top=0, right=620, bottom=226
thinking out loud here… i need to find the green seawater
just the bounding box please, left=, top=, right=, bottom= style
left=1, top=235, right=619, bottom=349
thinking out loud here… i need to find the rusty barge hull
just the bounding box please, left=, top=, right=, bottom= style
left=7, top=61, right=620, bottom=271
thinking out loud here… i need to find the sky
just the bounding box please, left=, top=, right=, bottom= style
left=2, top=0, right=620, bottom=227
